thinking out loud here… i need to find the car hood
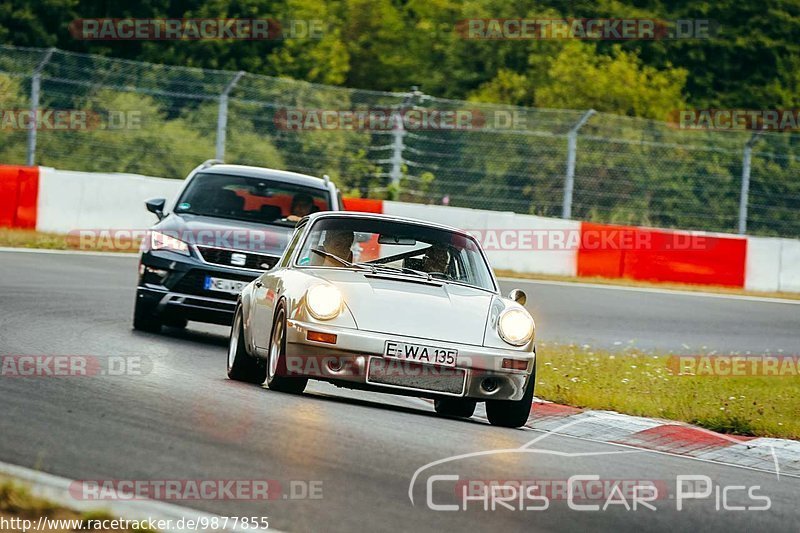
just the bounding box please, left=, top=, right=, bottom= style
left=309, top=270, right=494, bottom=346
left=155, top=213, right=293, bottom=255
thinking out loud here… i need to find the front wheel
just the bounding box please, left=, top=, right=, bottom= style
left=133, top=298, right=161, bottom=333
left=486, top=370, right=535, bottom=428
left=266, top=304, right=308, bottom=394
left=227, top=305, right=266, bottom=384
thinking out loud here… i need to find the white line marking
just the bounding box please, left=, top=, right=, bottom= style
left=0, top=247, right=138, bottom=258
left=0, top=460, right=283, bottom=532
left=499, top=277, right=800, bottom=305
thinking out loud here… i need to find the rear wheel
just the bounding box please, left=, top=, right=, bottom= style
left=133, top=299, right=161, bottom=333
left=266, top=304, right=308, bottom=394
left=434, top=398, right=476, bottom=418
left=227, top=305, right=266, bottom=384
left=486, top=369, right=535, bottom=428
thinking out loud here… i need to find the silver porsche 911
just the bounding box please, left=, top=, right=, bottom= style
left=227, top=211, right=537, bottom=428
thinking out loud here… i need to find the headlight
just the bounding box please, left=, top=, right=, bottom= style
left=498, top=307, right=534, bottom=346
left=306, top=284, right=343, bottom=320
left=150, top=231, right=189, bottom=255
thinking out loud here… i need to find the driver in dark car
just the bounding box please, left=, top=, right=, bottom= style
left=287, top=192, right=316, bottom=222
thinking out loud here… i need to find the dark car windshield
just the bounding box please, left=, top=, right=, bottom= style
left=174, top=172, right=331, bottom=225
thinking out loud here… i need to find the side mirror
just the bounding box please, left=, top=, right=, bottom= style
left=145, top=198, right=166, bottom=220
left=508, top=289, right=527, bottom=306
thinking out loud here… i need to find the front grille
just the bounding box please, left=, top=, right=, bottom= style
left=170, top=269, right=258, bottom=301
left=367, top=358, right=466, bottom=395
left=196, top=246, right=280, bottom=271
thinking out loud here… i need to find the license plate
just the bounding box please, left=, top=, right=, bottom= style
left=204, top=276, right=248, bottom=294
left=384, top=340, right=457, bottom=367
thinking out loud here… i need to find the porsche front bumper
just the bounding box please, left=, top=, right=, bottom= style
left=283, top=319, right=534, bottom=401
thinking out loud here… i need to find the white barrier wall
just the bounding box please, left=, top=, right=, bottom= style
left=745, top=236, right=800, bottom=293
left=37, top=167, right=183, bottom=233
left=779, top=239, right=800, bottom=293
left=383, top=201, right=579, bottom=277
left=27, top=167, right=800, bottom=292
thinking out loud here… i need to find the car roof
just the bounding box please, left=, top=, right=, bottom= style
left=198, top=164, right=330, bottom=190
left=301, top=210, right=473, bottom=237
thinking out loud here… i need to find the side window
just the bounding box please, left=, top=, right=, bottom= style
left=279, top=225, right=305, bottom=268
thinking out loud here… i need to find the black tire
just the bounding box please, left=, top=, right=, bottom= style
left=434, top=398, right=477, bottom=418
left=133, top=299, right=161, bottom=333
left=227, top=305, right=266, bottom=384
left=163, top=316, right=188, bottom=329
left=486, top=369, right=535, bottom=428
left=266, top=304, right=308, bottom=394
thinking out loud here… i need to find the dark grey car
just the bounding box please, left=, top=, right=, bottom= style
left=133, top=160, right=341, bottom=332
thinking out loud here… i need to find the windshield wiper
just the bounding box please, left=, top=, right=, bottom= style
left=358, top=263, right=433, bottom=281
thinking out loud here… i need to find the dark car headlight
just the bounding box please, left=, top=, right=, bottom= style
left=148, top=231, right=190, bottom=256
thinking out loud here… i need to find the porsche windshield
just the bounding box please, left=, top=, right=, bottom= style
left=174, top=172, right=331, bottom=225
left=296, top=217, right=496, bottom=291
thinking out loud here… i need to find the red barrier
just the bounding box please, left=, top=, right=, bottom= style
left=342, top=197, right=383, bottom=213
left=577, top=222, right=747, bottom=288
left=0, top=165, right=39, bottom=229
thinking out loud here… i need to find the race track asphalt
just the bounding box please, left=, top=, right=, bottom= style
left=1, top=250, right=798, bottom=532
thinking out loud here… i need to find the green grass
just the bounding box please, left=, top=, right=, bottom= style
left=0, top=228, right=139, bottom=253
left=0, top=480, right=157, bottom=532
left=536, top=343, right=800, bottom=440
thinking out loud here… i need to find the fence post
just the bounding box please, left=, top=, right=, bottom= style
left=216, top=71, right=245, bottom=161
left=26, top=47, right=56, bottom=166
left=562, top=109, right=596, bottom=219
left=739, top=129, right=764, bottom=235
left=389, top=87, right=426, bottom=193
left=388, top=114, right=406, bottom=188
left=738, top=129, right=765, bottom=235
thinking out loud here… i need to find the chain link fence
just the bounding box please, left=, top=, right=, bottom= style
left=1, top=44, right=798, bottom=238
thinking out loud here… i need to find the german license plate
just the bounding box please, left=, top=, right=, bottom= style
left=204, top=276, right=248, bottom=294
left=384, top=340, right=457, bottom=367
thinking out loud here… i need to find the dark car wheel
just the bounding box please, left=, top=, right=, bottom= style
left=266, top=304, right=308, bottom=394
left=163, top=317, right=188, bottom=329
left=486, top=368, right=535, bottom=428
left=133, top=299, right=162, bottom=333
left=434, top=398, right=477, bottom=418
left=227, top=305, right=266, bottom=384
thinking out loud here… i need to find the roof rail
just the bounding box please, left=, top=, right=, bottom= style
left=187, top=159, right=224, bottom=178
